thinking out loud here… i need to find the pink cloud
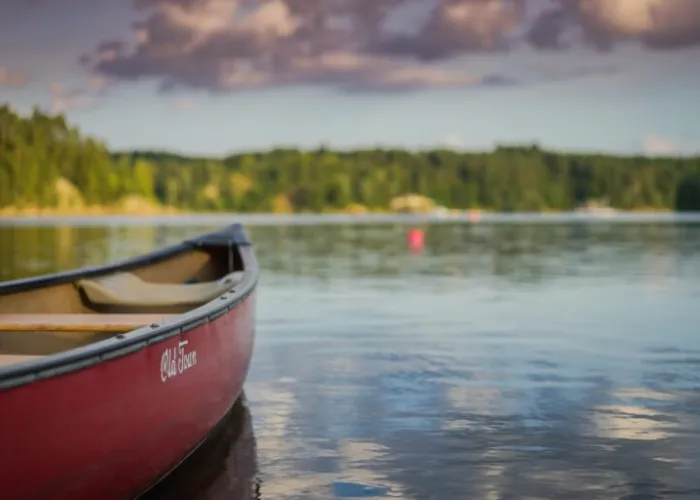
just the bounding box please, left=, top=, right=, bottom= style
left=0, top=66, right=29, bottom=88
left=80, top=0, right=700, bottom=93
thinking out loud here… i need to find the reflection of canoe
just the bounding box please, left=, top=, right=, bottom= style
left=142, top=394, right=259, bottom=500
left=0, top=223, right=259, bottom=500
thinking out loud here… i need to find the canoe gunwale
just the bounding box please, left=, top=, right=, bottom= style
left=0, top=223, right=259, bottom=390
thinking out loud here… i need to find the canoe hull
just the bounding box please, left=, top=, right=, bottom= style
left=0, top=291, right=256, bottom=499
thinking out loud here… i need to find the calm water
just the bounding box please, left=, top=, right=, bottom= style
left=2, top=216, right=700, bottom=499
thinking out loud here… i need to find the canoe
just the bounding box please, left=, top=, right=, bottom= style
left=142, top=393, right=258, bottom=499
left=0, top=223, right=259, bottom=500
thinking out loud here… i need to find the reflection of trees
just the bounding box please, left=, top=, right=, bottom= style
left=247, top=222, right=700, bottom=284
left=2, top=221, right=699, bottom=284
left=0, top=226, right=109, bottom=281
left=0, top=224, right=223, bottom=281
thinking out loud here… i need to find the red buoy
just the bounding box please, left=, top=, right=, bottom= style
left=407, top=228, right=425, bottom=251
left=467, top=210, right=482, bottom=223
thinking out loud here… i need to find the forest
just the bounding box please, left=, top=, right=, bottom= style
left=1, top=104, right=700, bottom=214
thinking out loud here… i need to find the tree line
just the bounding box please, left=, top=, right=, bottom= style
left=2, top=103, right=700, bottom=213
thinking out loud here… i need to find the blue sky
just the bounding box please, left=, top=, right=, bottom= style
left=1, top=0, right=699, bottom=156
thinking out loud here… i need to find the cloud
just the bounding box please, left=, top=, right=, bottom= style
left=49, top=83, right=93, bottom=114
left=584, top=0, right=700, bottom=49
left=527, top=0, right=700, bottom=51
left=85, top=0, right=496, bottom=92
left=372, top=0, right=524, bottom=60
left=643, top=134, right=682, bottom=156
left=0, top=66, right=29, bottom=88
left=83, top=0, right=700, bottom=93
left=48, top=76, right=110, bottom=114
left=442, top=133, right=463, bottom=149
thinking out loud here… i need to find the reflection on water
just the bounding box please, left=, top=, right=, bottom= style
left=2, top=218, right=700, bottom=499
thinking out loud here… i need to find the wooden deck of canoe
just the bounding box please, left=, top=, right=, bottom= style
left=0, top=313, right=176, bottom=333
left=0, top=313, right=177, bottom=367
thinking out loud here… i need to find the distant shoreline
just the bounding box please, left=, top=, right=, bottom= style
left=0, top=206, right=680, bottom=221
left=0, top=206, right=182, bottom=218
left=5, top=104, right=700, bottom=216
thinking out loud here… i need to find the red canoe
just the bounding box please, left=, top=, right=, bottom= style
left=142, top=393, right=259, bottom=500
left=0, top=223, right=259, bottom=500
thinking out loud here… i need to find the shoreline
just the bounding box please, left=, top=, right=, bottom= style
left=0, top=207, right=183, bottom=218
left=0, top=207, right=682, bottom=221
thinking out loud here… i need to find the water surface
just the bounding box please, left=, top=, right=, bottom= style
left=2, top=216, right=700, bottom=499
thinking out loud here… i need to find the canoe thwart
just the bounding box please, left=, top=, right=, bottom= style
left=76, top=271, right=244, bottom=308
left=0, top=314, right=177, bottom=333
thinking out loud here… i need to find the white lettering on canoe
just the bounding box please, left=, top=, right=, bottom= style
left=160, top=340, right=197, bottom=382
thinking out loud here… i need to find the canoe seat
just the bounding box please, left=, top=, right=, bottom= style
left=76, top=271, right=243, bottom=308
left=0, top=314, right=176, bottom=333
left=0, top=354, right=43, bottom=368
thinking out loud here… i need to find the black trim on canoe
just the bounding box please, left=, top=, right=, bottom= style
left=0, top=223, right=259, bottom=390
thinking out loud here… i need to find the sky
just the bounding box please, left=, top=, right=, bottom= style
left=0, top=0, right=699, bottom=156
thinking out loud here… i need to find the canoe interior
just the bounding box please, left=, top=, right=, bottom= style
left=0, top=245, right=243, bottom=367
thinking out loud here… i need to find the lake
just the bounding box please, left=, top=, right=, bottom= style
left=2, top=215, right=700, bottom=499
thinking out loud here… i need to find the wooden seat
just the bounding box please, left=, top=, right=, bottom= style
left=76, top=271, right=243, bottom=308
left=0, top=354, right=43, bottom=367
left=0, top=314, right=176, bottom=333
